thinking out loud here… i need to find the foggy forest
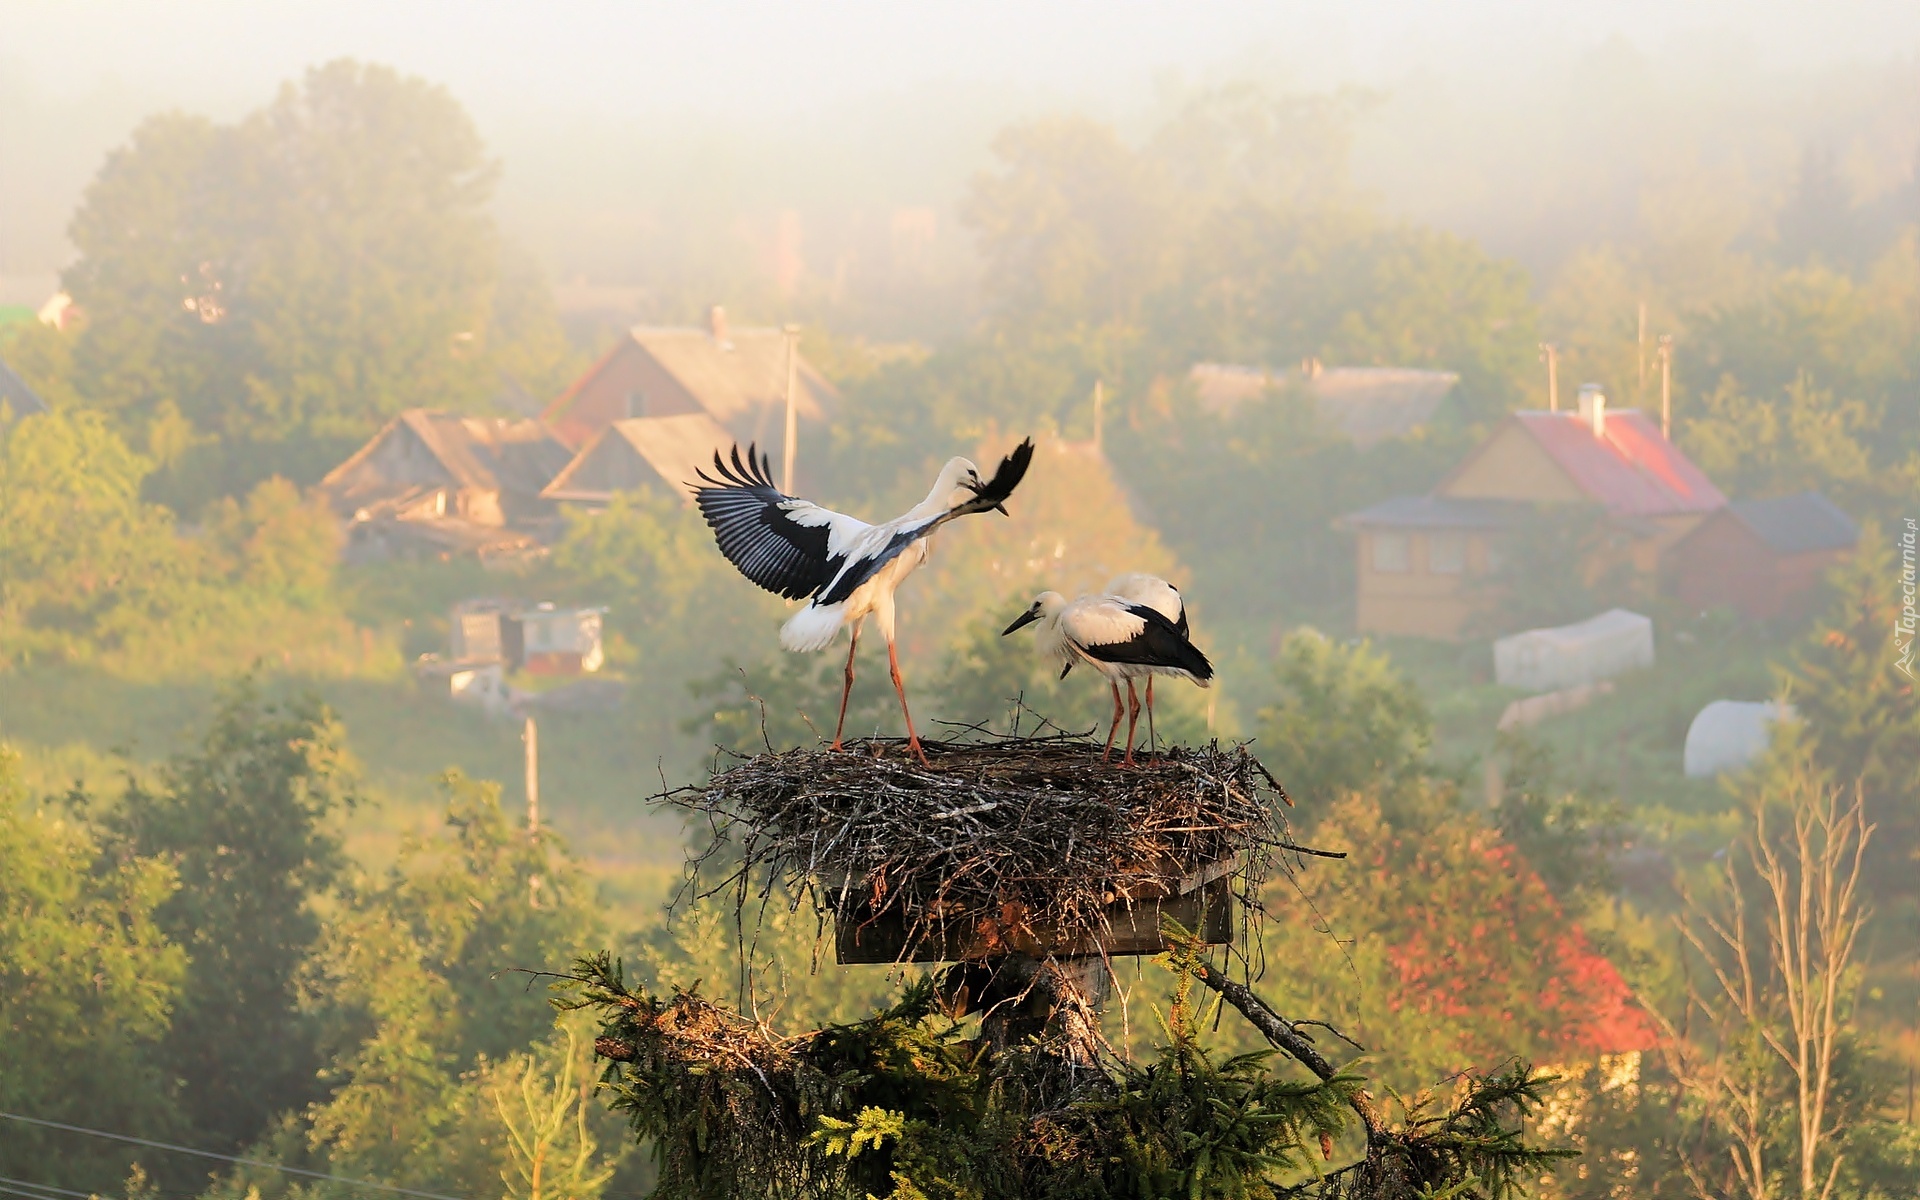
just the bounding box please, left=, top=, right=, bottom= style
left=0, top=4, right=1916, bottom=1198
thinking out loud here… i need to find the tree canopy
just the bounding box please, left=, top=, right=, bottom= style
left=62, top=59, right=574, bottom=509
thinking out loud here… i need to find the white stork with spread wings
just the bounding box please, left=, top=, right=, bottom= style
left=694, top=439, right=1035, bottom=764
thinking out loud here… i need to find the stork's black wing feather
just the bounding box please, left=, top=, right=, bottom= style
left=692, top=443, right=838, bottom=601
left=1078, top=604, right=1213, bottom=681
left=956, top=438, right=1035, bottom=514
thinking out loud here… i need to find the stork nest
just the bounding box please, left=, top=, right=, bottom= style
left=660, top=732, right=1320, bottom=963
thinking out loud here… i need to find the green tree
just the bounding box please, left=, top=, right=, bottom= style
left=1681, top=374, right=1884, bottom=508
left=295, top=770, right=609, bottom=1189
left=0, top=408, right=186, bottom=666
left=1110, top=380, right=1455, bottom=621
left=963, top=117, right=1177, bottom=336
left=62, top=60, right=574, bottom=507
left=1256, top=630, right=1434, bottom=809
left=0, top=750, right=184, bottom=1190
left=105, top=684, right=357, bottom=1155
left=1161, top=210, right=1536, bottom=425
left=1775, top=526, right=1920, bottom=900
left=1486, top=730, right=1621, bottom=906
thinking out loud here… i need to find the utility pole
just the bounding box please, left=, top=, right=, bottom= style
left=523, top=715, right=539, bottom=833
left=523, top=714, right=541, bottom=907
left=1092, top=379, right=1104, bottom=453
left=1659, top=335, right=1673, bottom=439
left=781, top=324, right=800, bottom=494
left=1636, top=300, right=1648, bottom=399
left=1539, top=343, right=1559, bottom=412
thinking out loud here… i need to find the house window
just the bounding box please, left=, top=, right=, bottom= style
left=1372, top=532, right=1410, bottom=573
left=1485, top=538, right=1507, bottom=574
left=623, top=390, right=644, bottom=419
left=1429, top=533, right=1466, bottom=574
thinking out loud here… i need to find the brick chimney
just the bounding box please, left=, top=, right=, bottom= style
left=1577, top=382, right=1607, bottom=437
left=708, top=304, right=731, bottom=349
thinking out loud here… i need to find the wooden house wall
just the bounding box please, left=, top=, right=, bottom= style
left=550, top=342, right=703, bottom=448
left=1438, top=423, right=1586, bottom=503
left=1353, top=529, right=1499, bottom=639
left=1670, top=514, right=1847, bottom=620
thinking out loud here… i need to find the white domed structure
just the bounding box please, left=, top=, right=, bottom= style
left=1684, top=700, right=1793, bottom=778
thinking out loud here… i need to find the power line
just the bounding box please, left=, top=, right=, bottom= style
left=1, top=1168, right=216, bottom=1200
left=0, top=1113, right=468, bottom=1200
left=0, top=1183, right=86, bottom=1200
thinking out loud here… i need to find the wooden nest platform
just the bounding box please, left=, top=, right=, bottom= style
left=662, top=733, right=1325, bottom=965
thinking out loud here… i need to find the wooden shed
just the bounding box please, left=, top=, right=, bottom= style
left=1665, top=491, right=1858, bottom=621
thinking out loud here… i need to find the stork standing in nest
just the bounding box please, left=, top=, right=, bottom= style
left=695, top=440, right=1035, bottom=765
left=1103, top=573, right=1187, bottom=750
left=1003, top=589, right=1212, bottom=766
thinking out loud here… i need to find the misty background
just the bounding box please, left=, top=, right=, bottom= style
left=6, top=0, right=1918, bottom=335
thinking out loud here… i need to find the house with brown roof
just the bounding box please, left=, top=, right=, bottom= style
left=319, top=410, right=573, bottom=561
left=1666, top=491, right=1858, bottom=621
left=1188, top=359, right=1457, bottom=447
left=1341, top=391, right=1726, bottom=638
left=540, top=411, right=735, bottom=507
left=542, top=307, right=836, bottom=468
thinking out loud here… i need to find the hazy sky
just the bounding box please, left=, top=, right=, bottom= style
left=3, top=2, right=1917, bottom=292
left=9, top=1, right=1919, bottom=111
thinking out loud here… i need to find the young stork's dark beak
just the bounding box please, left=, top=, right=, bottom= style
left=1002, top=608, right=1042, bottom=636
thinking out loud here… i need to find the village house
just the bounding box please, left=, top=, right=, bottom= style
left=1665, top=491, right=1858, bottom=621
left=1341, top=389, right=1726, bottom=638
left=318, top=409, right=573, bottom=562
left=1188, top=359, right=1458, bottom=447
left=541, top=306, right=837, bottom=466
left=444, top=597, right=606, bottom=675
left=539, top=410, right=734, bottom=507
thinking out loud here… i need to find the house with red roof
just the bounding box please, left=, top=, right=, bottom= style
left=1341, top=391, right=1726, bottom=638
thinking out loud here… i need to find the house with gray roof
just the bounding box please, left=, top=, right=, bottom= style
left=1665, top=491, right=1858, bottom=620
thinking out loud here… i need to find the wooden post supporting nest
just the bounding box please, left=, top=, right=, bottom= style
left=832, top=854, right=1238, bottom=1066
left=936, top=954, right=1112, bottom=1067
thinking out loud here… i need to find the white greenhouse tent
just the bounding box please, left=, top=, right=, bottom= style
left=1684, top=701, right=1793, bottom=778
left=1494, top=608, right=1654, bottom=694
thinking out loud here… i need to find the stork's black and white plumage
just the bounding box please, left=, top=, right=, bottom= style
left=694, top=439, right=1035, bottom=764
left=1104, top=572, right=1188, bottom=749
left=1056, top=573, right=1194, bottom=749
left=1003, top=590, right=1212, bottom=766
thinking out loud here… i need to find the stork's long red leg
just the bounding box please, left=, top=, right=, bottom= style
left=830, top=623, right=861, bottom=750
left=1145, top=676, right=1157, bottom=757
left=1104, top=682, right=1124, bottom=763
left=1123, top=680, right=1142, bottom=767
left=886, top=636, right=929, bottom=767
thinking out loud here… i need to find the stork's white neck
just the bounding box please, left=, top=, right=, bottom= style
left=909, top=457, right=976, bottom=519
